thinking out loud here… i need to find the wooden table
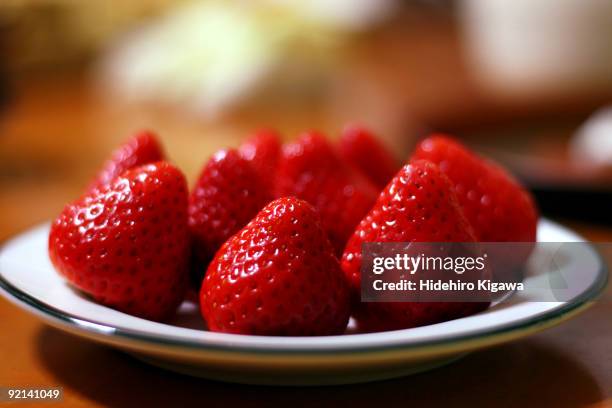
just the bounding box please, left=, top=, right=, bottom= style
left=1, top=26, right=612, bottom=406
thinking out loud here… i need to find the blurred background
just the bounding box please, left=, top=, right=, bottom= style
left=1, top=0, right=612, bottom=242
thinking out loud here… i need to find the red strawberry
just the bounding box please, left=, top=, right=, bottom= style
left=49, top=161, right=190, bottom=321
left=341, top=160, right=488, bottom=332
left=339, top=124, right=399, bottom=189
left=89, top=130, right=164, bottom=192
left=275, top=131, right=377, bottom=255
left=200, top=197, right=350, bottom=335
left=188, top=149, right=271, bottom=286
left=238, top=129, right=281, bottom=189
left=412, top=135, right=538, bottom=243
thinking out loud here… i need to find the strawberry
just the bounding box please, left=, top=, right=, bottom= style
left=89, top=130, right=164, bottom=192
left=275, top=131, right=377, bottom=255
left=238, top=129, right=281, bottom=190
left=341, top=160, right=488, bottom=332
left=339, top=124, right=399, bottom=189
left=200, top=197, right=351, bottom=335
left=49, top=162, right=190, bottom=321
left=412, top=135, right=538, bottom=243
left=188, top=149, right=271, bottom=286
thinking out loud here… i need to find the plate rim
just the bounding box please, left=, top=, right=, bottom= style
left=0, top=219, right=608, bottom=356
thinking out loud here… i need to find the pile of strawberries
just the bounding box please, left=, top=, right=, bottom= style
left=48, top=126, right=538, bottom=335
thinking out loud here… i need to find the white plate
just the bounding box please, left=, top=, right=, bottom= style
left=0, top=219, right=607, bottom=385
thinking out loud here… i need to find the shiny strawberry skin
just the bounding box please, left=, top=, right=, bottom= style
left=89, top=130, right=164, bottom=192
left=339, top=124, right=399, bottom=189
left=188, top=149, right=271, bottom=286
left=49, top=162, right=190, bottom=321
left=412, top=135, right=538, bottom=242
left=341, top=160, right=488, bottom=332
left=238, top=129, right=281, bottom=189
left=200, top=197, right=351, bottom=336
left=275, top=131, right=377, bottom=255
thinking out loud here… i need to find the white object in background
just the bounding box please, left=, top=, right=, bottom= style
left=571, top=107, right=612, bottom=168
left=102, top=2, right=290, bottom=118
left=460, top=0, right=612, bottom=96
left=101, top=0, right=396, bottom=118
